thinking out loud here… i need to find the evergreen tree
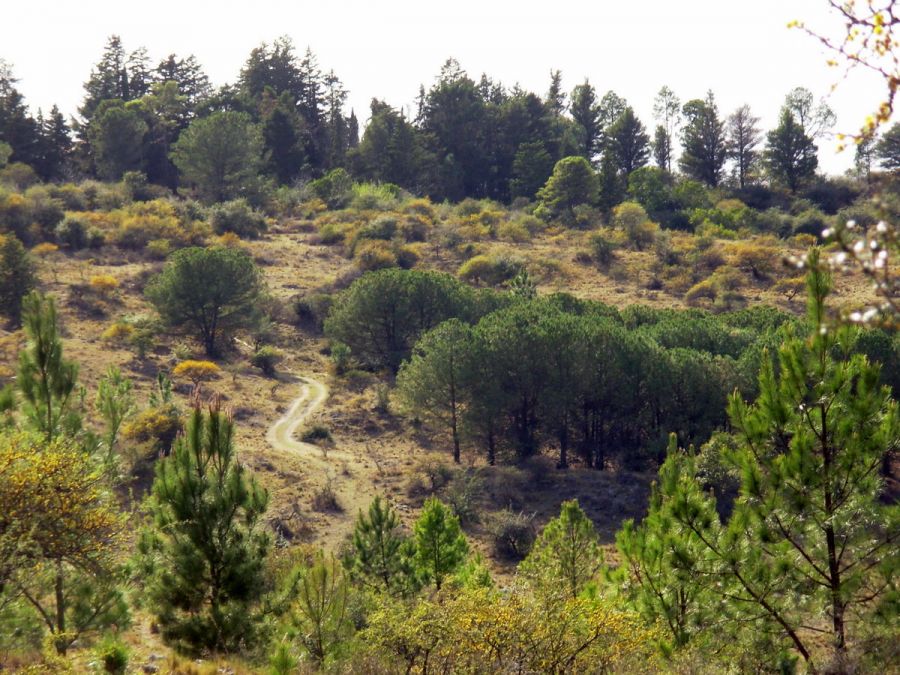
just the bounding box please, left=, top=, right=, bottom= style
left=569, top=80, right=602, bottom=162
left=413, top=497, right=469, bottom=590
left=679, top=92, right=727, bottom=187
left=606, top=106, right=649, bottom=177
left=35, top=105, right=72, bottom=180
left=726, top=104, right=761, bottom=188
left=87, top=100, right=148, bottom=180
left=146, top=246, right=265, bottom=357
left=0, top=234, right=36, bottom=327
left=345, top=497, right=417, bottom=595
left=520, top=499, right=602, bottom=599
left=596, top=148, right=624, bottom=212
left=397, top=319, right=473, bottom=463
left=620, top=253, right=900, bottom=670
left=155, top=53, right=212, bottom=111
left=765, top=108, right=818, bottom=192
left=876, top=121, right=900, bottom=171
left=653, top=86, right=681, bottom=172
left=136, top=398, right=271, bottom=653
left=545, top=69, right=566, bottom=116
left=170, top=111, right=264, bottom=202
left=263, top=92, right=307, bottom=183
left=510, top=140, right=555, bottom=200
left=16, top=293, right=79, bottom=442
left=537, top=155, right=598, bottom=221
left=652, top=124, right=671, bottom=171
left=291, top=552, right=352, bottom=664
left=0, top=60, right=41, bottom=168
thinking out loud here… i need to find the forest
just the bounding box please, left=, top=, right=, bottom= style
left=0, top=2, right=899, bottom=674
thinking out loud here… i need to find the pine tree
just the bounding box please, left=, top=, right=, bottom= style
left=765, top=108, right=818, bottom=192
left=606, top=106, right=650, bottom=177
left=413, top=497, right=469, bottom=590
left=0, top=235, right=36, bottom=327
left=621, top=251, right=900, bottom=670
left=652, top=124, right=671, bottom=171
left=679, top=92, right=727, bottom=187
left=291, top=552, right=352, bottom=664
left=345, top=497, right=417, bottom=595
left=136, top=397, right=271, bottom=653
left=396, top=319, right=473, bottom=463
left=519, top=499, right=602, bottom=599
left=16, top=292, right=79, bottom=442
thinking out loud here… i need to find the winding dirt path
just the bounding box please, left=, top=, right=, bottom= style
left=265, top=375, right=354, bottom=463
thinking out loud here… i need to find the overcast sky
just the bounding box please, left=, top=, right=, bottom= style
left=4, top=0, right=891, bottom=174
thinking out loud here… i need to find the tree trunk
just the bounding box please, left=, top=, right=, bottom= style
left=54, top=560, right=66, bottom=655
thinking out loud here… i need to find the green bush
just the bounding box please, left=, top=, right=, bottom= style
left=209, top=199, right=268, bottom=239
left=96, top=635, right=129, bottom=674
left=55, top=214, right=90, bottom=250
left=250, top=345, right=282, bottom=376
left=458, top=253, right=524, bottom=286
left=310, top=168, right=354, bottom=209
left=301, top=424, right=333, bottom=443
left=589, top=232, right=616, bottom=266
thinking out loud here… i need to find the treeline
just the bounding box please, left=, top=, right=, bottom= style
left=2, top=36, right=900, bottom=204
left=323, top=268, right=900, bottom=469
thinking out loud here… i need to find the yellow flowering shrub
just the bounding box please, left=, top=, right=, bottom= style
left=172, top=360, right=222, bottom=384
left=89, top=274, right=119, bottom=296
left=101, top=321, right=135, bottom=344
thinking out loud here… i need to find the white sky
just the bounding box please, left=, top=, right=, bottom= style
left=4, top=0, right=892, bottom=175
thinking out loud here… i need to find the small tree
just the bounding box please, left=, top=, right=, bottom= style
left=0, top=234, right=36, bottom=326
left=413, top=497, right=469, bottom=590
left=537, top=156, right=598, bottom=222
left=291, top=551, right=352, bottom=665
left=0, top=431, right=128, bottom=654
left=95, top=366, right=134, bottom=466
left=765, top=108, right=818, bottom=192
left=170, top=111, right=264, bottom=203
left=345, top=497, right=417, bottom=596
left=396, top=319, right=473, bottom=463
left=16, top=292, right=79, bottom=442
left=136, top=397, right=271, bottom=653
left=519, top=499, right=602, bottom=599
left=146, top=246, right=265, bottom=357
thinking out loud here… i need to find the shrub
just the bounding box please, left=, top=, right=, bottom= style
left=588, top=232, right=616, bottom=266
left=208, top=199, right=268, bottom=239
left=95, top=635, right=129, bottom=674
left=329, top=342, right=353, bottom=375
left=123, top=404, right=181, bottom=452
left=102, top=321, right=135, bottom=344
left=31, top=242, right=59, bottom=256
left=612, top=201, right=658, bottom=250
left=311, top=478, right=342, bottom=512
left=146, top=238, right=172, bottom=260
left=497, top=220, right=531, bottom=242
left=490, top=509, right=535, bottom=560
left=444, top=470, right=484, bottom=526
left=172, top=360, right=222, bottom=384
left=250, top=346, right=282, bottom=376
left=730, top=239, right=782, bottom=281
left=310, top=168, right=354, bottom=209
left=350, top=182, right=399, bottom=210
left=458, top=253, right=524, bottom=285
left=294, top=293, right=332, bottom=333
left=89, top=274, right=119, bottom=296
left=397, top=213, right=432, bottom=242
left=55, top=214, right=90, bottom=250
left=414, top=454, right=454, bottom=492
left=354, top=239, right=398, bottom=271
left=301, top=424, right=333, bottom=444
left=402, top=197, right=436, bottom=222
